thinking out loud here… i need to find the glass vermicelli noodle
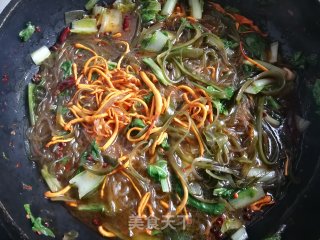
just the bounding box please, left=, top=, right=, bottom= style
left=27, top=1, right=295, bottom=239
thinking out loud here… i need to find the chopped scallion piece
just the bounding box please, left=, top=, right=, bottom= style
left=130, top=118, right=146, bottom=128
left=19, top=22, right=35, bottom=42
left=24, top=204, right=55, bottom=238
left=31, top=46, right=51, bottom=65
left=147, top=160, right=170, bottom=192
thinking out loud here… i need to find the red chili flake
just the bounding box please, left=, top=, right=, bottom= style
left=58, top=27, right=71, bottom=44
left=2, top=73, right=9, bottom=83
left=57, top=77, right=75, bottom=92
left=123, top=15, right=130, bottom=31
left=215, top=216, right=224, bottom=226
left=233, top=192, right=239, bottom=199
left=57, top=151, right=64, bottom=159
left=92, top=217, right=101, bottom=226
left=64, top=161, right=72, bottom=172
left=35, top=26, right=41, bottom=32
left=76, top=53, right=84, bottom=59
left=50, top=43, right=60, bottom=52
left=58, top=142, right=67, bottom=150
left=22, top=183, right=33, bottom=191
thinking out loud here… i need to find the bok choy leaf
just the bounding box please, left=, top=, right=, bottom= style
left=69, top=170, right=105, bottom=199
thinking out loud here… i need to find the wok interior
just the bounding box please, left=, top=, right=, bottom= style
left=0, top=0, right=319, bottom=239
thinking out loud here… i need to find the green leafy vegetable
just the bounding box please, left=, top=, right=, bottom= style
left=24, top=204, right=55, bottom=238
left=291, top=51, right=318, bottom=69
left=213, top=188, right=235, bottom=199
left=156, top=14, right=167, bottom=22
left=245, top=79, right=273, bottom=94
left=69, top=170, right=105, bottom=199
left=108, top=61, right=117, bottom=70
left=130, top=118, right=146, bottom=128
left=222, top=39, right=239, bottom=49
left=224, top=86, right=235, bottom=100
left=19, top=22, right=35, bottom=42
left=313, top=79, right=320, bottom=114
left=147, top=160, right=170, bottom=192
left=61, top=61, right=73, bottom=78
left=243, top=33, right=266, bottom=60
left=290, top=51, right=305, bottom=69
left=160, top=136, right=170, bottom=150
left=143, top=92, right=154, bottom=104
left=141, top=30, right=169, bottom=52
left=41, top=165, right=62, bottom=192
left=180, top=18, right=194, bottom=30
left=148, top=160, right=168, bottom=179
left=140, top=0, right=161, bottom=23
left=203, top=85, right=234, bottom=100
left=213, top=100, right=228, bottom=115
left=80, top=141, right=102, bottom=164
left=242, top=63, right=258, bottom=77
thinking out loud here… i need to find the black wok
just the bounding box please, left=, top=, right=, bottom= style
left=0, top=0, right=320, bottom=239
